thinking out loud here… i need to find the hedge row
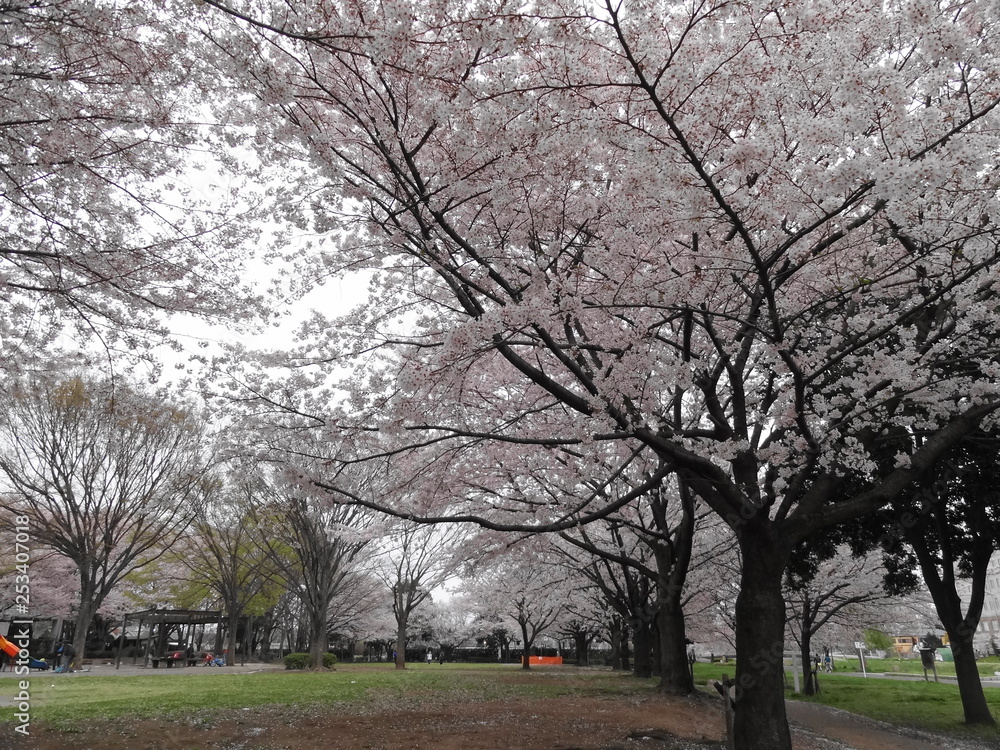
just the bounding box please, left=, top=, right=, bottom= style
left=283, top=652, right=338, bottom=670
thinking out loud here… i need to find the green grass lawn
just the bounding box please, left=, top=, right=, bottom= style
left=694, top=655, right=1000, bottom=680
left=0, top=663, right=653, bottom=730
left=6, top=660, right=1000, bottom=743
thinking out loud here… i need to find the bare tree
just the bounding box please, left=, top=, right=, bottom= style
left=374, top=520, right=465, bottom=669
left=257, top=481, right=371, bottom=669
left=0, top=375, right=208, bottom=667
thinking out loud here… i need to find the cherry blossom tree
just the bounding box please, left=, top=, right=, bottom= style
left=680, top=516, right=743, bottom=655
left=0, top=375, right=209, bottom=667
left=423, top=596, right=477, bottom=663
left=199, top=1, right=1000, bottom=746
left=554, top=582, right=605, bottom=667
left=1, top=0, right=270, bottom=369
left=559, top=513, right=661, bottom=679
left=0, top=542, right=77, bottom=622
left=558, top=468, right=698, bottom=692
left=0, top=542, right=143, bottom=658
left=784, top=547, right=891, bottom=695
left=465, top=539, right=569, bottom=670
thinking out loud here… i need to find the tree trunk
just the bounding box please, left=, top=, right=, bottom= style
left=620, top=626, right=631, bottom=672
left=656, top=602, right=693, bottom=694
left=295, top=621, right=307, bottom=653
left=632, top=618, right=653, bottom=678
left=651, top=620, right=662, bottom=677
left=395, top=615, right=408, bottom=670
left=800, top=632, right=814, bottom=696
left=732, top=531, right=793, bottom=750
left=798, top=594, right=816, bottom=696
left=226, top=604, right=240, bottom=666
left=574, top=632, right=589, bottom=666
left=519, top=620, right=532, bottom=670
left=71, top=599, right=96, bottom=671
left=308, top=608, right=328, bottom=669
left=907, top=527, right=996, bottom=727
left=655, top=541, right=694, bottom=694
left=950, top=626, right=996, bottom=725
left=72, top=574, right=101, bottom=671
left=653, top=478, right=696, bottom=694
left=608, top=621, right=623, bottom=670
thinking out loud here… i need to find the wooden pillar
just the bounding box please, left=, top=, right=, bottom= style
left=134, top=617, right=144, bottom=666
left=114, top=615, right=127, bottom=670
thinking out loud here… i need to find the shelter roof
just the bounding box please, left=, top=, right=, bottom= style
left=122, top=608, right=222, bottom=625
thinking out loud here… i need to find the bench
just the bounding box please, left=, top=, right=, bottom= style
left=151, top=652, right=199, bottom=668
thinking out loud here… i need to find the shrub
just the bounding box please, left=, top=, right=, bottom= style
left=863, top=629, right=893, bottom=653
left=283, top=652, right=338, bottom=670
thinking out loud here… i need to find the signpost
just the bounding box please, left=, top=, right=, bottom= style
left=854, top=641, right=867, bottom=678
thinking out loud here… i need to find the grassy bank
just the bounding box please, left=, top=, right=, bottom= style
left=793, top=673, right=1000, bottom=738
left=692, top=660, right=1000, bottom=740
left=828, top=655, right=1000, bottom=678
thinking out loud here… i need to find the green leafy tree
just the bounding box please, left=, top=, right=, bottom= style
left=257, top=481, right=372, bottom=670
left=175, top=473, right=283, bottom=665
left=862, top=430, right=1000, bottom=726
left=863, top=629, right=893, bottom=653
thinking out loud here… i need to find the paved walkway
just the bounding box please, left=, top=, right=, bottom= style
left=784, top=673, right=1000, bottom=750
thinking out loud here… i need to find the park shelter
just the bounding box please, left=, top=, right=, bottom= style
left=115, top=608, right=223, bottom=669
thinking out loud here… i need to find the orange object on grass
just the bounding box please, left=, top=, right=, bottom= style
left=0, top=635, right=20, bottom=658
left=522, top=655, right=563, bottom=666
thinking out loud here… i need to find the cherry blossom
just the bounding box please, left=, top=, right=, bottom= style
left=198, top=1, right=1000, bottom=745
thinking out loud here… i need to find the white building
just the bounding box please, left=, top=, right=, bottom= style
left=958, top=555, right=1000, bottom=654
